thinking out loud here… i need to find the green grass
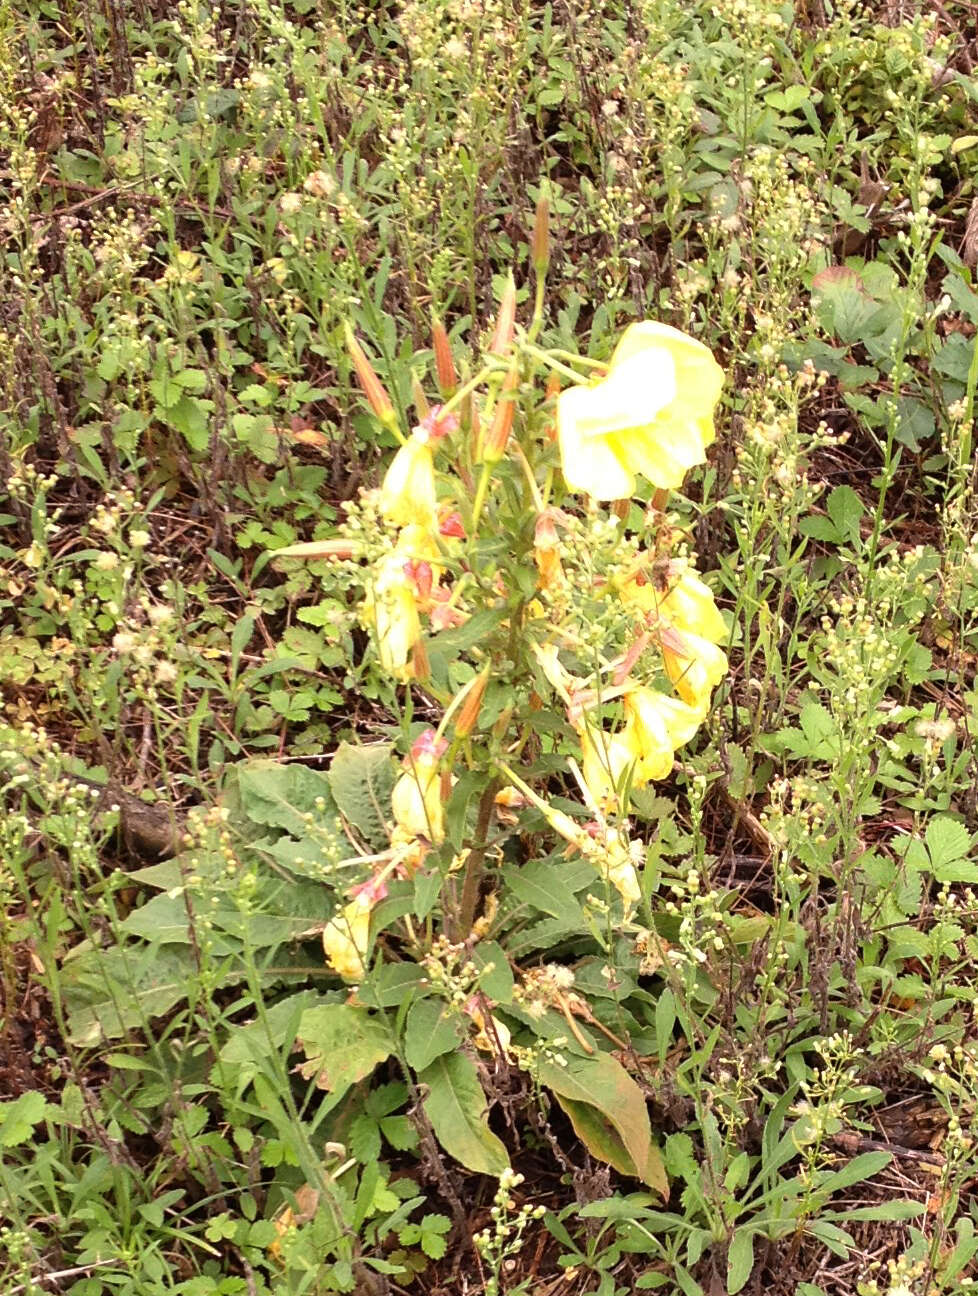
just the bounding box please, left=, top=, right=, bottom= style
left=5, top=1, right=978, bottom=1293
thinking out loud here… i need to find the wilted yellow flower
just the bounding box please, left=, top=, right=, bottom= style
left=600, top=828, right=643, bottom=911
left=622, top=687, right=703, bottom=780
left=579, top=722, right=639, bottom=811
left=557, top=321, right=724, bottom=500
left=322, top=892, right=373, bottom=981
left=364, top=556, right=421, bottom=677
left=379, top=429, right=437, bottom=528
left=391, top=729, right=448, bottom=843
left=661, top=628, right=728, bottom=711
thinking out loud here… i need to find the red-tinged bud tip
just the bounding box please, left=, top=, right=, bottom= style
left=411, top=728, right=448, bottom=762
left=350, top=875, right=389, bottom=904
left=438, top=509, right=465, bottom=538
left=419, top=405, right=460, bottom=442
left=345, top=324, right=395, bottom=422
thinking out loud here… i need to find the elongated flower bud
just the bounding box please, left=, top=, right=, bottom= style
left=345, top=324, right=396, bottom=424
left=454, top=666, right=490, bottom=738
left=532, top=182, right=550, bottom=277
left=431, top=314, right=457, bottom=396
left=489, top=274, right=517, bottom=356
left=482, top=362, right=519, bottom=462
left=412, top=373, right=430, bottom=419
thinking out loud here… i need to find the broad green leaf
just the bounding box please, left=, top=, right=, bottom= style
left=328, top=742, right=396, bottom=850
left=404, top=999, right=464, bottom=1072
left=926, top=816, right=975, bottom=880
left=218, top=990, right=325, bottom=1086
left=825, top=485, right=864, bottom=545
left=62, top=944, right=230, bottom=1044
left=538, top=1053, right=666, bottom=1195
left=726, top=1229, right=755, bottom=1295
left=296, top=1004, right=394, bottom=1094
left=0, top=1092, right=48, bottom=1147
left=420, top=1052, right=509, bottom=1176
left=506, top=860, right=588, bottom=923
left=815, top=1150, right=890, bottom=1192
left=237, top=760, right=340, bottom=838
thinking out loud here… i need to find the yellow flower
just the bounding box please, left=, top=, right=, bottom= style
left=623, top=560, right=727, bottom=646
left=557, top=321, right=724, bottom=500
left=364, top=555, right=421, bottom=678
left=378, top=429, right=437, bottom=527
left=391, top=729, right=448, bottom=843
left=579, top=722, right=639, bottom=811
left=600, top=828, right=643, bottom=911
left=661, top=628, right=728, bottom=711
left=322, top=892, right=373, bottom=981
left=623, top=687, right=704, bottom=780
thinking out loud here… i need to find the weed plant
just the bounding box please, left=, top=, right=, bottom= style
left=5, top=1, right=978, bottom=1295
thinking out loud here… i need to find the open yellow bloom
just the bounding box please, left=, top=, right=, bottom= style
left=622, top=687, right=704, bottom=780
left=623, top=561, right=727, bottom=646
left=391, top=729, right=448, bottom=844
left=600, top=828, right=643, bottom=911
left=378, top=429, right=437, bottom=527
left=661, top=629, right=728, bottom=711
left=557, top=322, right=724, bottom=500
left=322, top=892, right=373, bottom=981
left=364, top=555, right=421, bottom=678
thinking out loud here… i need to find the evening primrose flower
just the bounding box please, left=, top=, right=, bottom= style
left=364, top=555, right=421, bottom=677
left=622, top=687, right=703, bottom=780
left=391, top=729, right=448, bottom=843
left=624, top=560, right=727, bottom=645
left=557, top=321, right=724, bottom=500
left=379, top=428, right=437, bottom=528
left=579, top=721, right=639, bottom=810
left=322, top=891, right=373, bottom=980
left=660, top=627, right=728, bottom=711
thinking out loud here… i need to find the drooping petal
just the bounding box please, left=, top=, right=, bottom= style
left=661, top=629, right=728, bottom=710
left=624, top=687, right=704, bottom=779
left=322, top=892, right=373, bottom=981
left=378, top=433, right=437, bottom=527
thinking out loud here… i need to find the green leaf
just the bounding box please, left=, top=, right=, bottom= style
left=726, top=1229, right=755, bottom=1295
left=926, top=817, right=975, bottom=880
left=0, top=1092, right=48, bottom=1146
left=237, top=760, right=340, bottom=837
left=404, top=999, right=464, bottom=1072
left=538, top=1053, right=667, bottom=1195
left=506, top=859, right=588, bottom=923
left=825, top=485, right=864, bottom=545
left=328, top=742, right=396, bottom=850
left=62, top=944, right=232, bottom=1044
left=816, top=1150, right=890, bottom=1192
left=296, top=1004, right=394, bottom=1094
left=419, top=1052, right=509, bottom=1176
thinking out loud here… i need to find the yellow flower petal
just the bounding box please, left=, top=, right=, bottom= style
left=661, top=630, right=728, bottom=710
left=322, top=893, right=373, bottom=981
left=378, top=432, right=437, bottom=527
left=556, top=321, right=724, bottom=500
left=623, top=687, right=704, bottom=779
left=391, top=739, right=446, bottom=844
left=365, top=556, right=421, bottom=677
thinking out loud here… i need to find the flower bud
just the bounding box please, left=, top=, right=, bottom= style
left=482, top=362, right=519, bottom=462
left=454, top=666, right=490, bottom=738
left=489, top=274, right=517, bottom=356
left=412, top=373, right=430, bottom=419
left=345, top=324, right=396, bottom=425
left=532, top=182, right=550, bottom=278
left=431, top=314, right=457, bottom=396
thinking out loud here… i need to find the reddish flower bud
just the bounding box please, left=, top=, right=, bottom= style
left=431, top=314, right=458, bottom=396
left=438, top=509, right=465, bottom=539
left=532, top=182, right=550, bottom=277
left=454, top=666, right=490, bottom=738
left=482, top=363, right=519, bottom=463
left=489, top=274, right=517, bottom=356
left=345, top=325, right=395, bottom=424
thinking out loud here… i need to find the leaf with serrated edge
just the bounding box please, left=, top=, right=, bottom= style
left=296, top=1004, right=393, bottom=1094
left=328, top=743, right=396, bottom=850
